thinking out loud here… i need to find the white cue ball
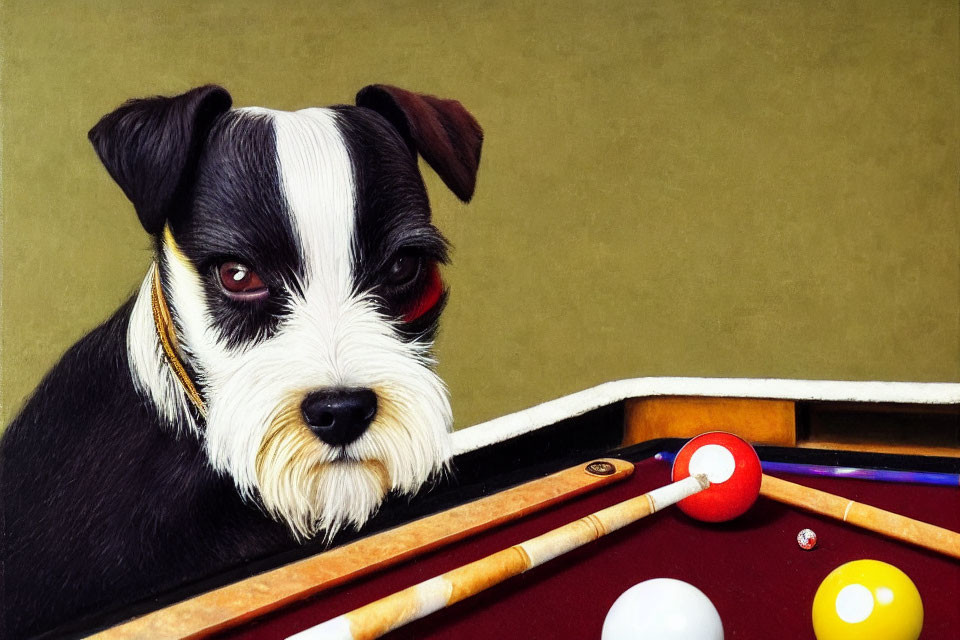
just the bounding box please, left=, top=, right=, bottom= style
left=602, top=578, right=724, bottom=640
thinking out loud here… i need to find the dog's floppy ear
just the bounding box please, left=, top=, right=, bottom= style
left=88, top=85, right=232, bottom=235
left=356, top=85, right=483, bottom=203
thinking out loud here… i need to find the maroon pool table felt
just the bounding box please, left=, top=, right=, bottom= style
left=223, top=457, right=960, bottom=639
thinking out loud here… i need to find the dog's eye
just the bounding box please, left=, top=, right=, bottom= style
left=218, top=262, right=267, bottom=299
left=386, top=254, right=421, bottom=287
left=402, top=262, right=444, bottom=323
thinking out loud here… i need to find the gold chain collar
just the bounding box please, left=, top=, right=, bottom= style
left=150, top=265, right=208, bottom=418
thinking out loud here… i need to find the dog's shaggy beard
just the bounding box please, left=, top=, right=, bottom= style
left=202, top=296, right=452, bottom=541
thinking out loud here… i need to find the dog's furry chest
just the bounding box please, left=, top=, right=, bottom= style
left=1, top=301, right=295, bottom=637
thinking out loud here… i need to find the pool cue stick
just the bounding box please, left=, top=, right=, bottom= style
left=93, top=458, right=634, bottom=640
left=760, top=474, right=960, bottom=560
left=288, top=474, right=711, bottom=640
left=655, top=451, right=960, bottom=487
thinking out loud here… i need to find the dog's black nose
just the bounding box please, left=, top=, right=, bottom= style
left=301, top=388, right=378, bottom=446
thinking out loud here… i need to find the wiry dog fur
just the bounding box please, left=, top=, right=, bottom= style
left=0, top=84, right=482, bottom=638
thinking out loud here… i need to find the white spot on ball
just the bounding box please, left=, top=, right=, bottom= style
left=875, top=586, right=894, bottom=606
left=689, top=444, right=736, bottom=484
left=835, top=583, right=874, bottom=623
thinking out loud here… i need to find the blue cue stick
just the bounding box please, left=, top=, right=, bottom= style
left=653, top=452, right=960, bottom=487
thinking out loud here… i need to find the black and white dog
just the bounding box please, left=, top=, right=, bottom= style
left=0, top=84, right=481, bottom=638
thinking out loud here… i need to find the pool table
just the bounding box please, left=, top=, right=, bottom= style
left=71, top=379, right=960, bottom=639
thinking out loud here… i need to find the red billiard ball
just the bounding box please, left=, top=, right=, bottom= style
left=671, top=432, right=762, bottom=522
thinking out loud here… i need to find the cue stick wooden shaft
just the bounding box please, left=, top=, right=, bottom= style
left=291, top=474, right=710, bottom=640
left=93, top=458, right=634, bottom=639
left=760, top=474, right=960, bottom=560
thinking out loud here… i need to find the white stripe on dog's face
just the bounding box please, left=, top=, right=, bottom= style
left=133, top=107, right=451, bottom=539
left=272, top=108, right=357, bottom=303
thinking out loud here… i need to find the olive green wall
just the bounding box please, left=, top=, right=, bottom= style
left=2, top=1, right=958, bottom=431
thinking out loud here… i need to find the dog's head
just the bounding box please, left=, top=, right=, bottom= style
left=88, top=85, right=482, bottom=539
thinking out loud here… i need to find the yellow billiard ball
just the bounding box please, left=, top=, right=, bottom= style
left=812, top=559, right=923, bottom=640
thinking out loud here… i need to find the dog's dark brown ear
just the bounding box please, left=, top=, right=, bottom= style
left=88, top=85, right=232, bottom=235
left=356, top=85, right=482, bottom=203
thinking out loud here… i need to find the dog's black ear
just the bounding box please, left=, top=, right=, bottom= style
left=356, top=85, right=482, bottom=203
left=88, top=85, right=233, bottom=235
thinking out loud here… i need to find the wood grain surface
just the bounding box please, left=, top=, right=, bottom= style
left=92, top=458, right=634, bottom=639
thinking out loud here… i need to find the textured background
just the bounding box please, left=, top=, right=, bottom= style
left=2, top=1, right=958, bottom=431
